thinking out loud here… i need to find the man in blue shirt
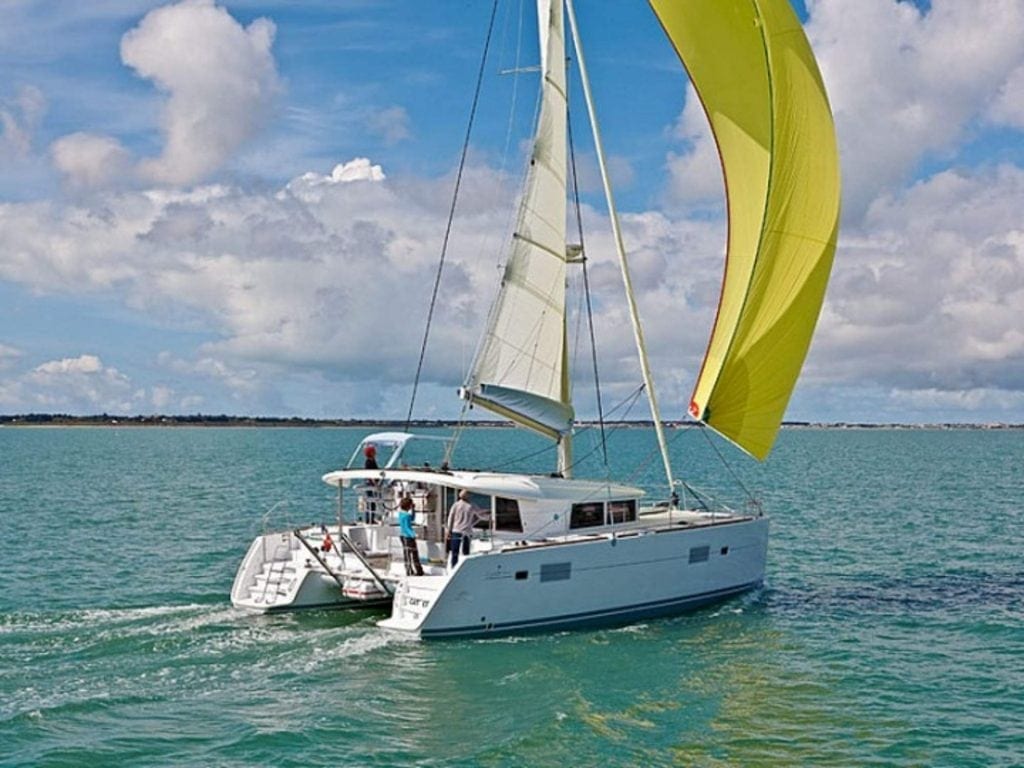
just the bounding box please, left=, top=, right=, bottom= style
left=398, top=496, right=424, bottom=576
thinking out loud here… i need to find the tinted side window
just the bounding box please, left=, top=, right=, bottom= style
left=495, top=497, right=523, bottom=532
left=608, top=499, right=636, bottom=524
left=570, top=502, right=604, bottom=529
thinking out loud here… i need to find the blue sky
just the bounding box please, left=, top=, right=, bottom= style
left=2, top=0, right=1023, bottom=425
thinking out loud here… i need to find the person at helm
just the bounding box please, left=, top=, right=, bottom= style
left=363, top=444, right=379, bottom=470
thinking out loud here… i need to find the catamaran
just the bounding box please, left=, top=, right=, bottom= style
left=230, top=0, right=840, bottom=638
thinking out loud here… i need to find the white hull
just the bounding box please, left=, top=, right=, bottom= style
left=232, top=434, right=770, bottom=638
left=379, top=515, right=767, bottom=638
left=230, top=525, right=405, bottom=613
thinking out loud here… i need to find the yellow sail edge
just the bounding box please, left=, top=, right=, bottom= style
left=649, top=0, right=841, bottom=460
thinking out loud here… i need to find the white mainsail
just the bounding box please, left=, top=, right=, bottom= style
left=460, top=0, right=572, bottom=442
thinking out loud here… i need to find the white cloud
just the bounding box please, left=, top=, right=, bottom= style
left=0, top=158, right=539, bottom=414
left=50, top=133, right=132, bottom=188
left=806, top=0, right=1024, bottom=219
left=663, top=0, right=1024, bottom=221
left=19, top=354, right=139, bottom=412
left=120, top=0, right=280, bottom=185
left=34, top=354, right=104, bottom=375
left=664, top=86, right=723, bottom=206
left=157, top=351, right=259, bottom=394
left=989, top=63, right=1024, bottom=129
left=367, top=106, right=412, bottom=146
left=1, top=85, right=45, bottom=159
left=285, top=158, right=385, bottom=202
left=815, top=165, right=1024, bottom=397
left=2, top=147, right=1023, bottom=420
left=0, top=343, right=22, bottom=371
left=890, top=387, right=1024, bottom=416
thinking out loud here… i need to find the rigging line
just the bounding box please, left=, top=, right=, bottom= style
left=405, top=0, right=501, bottom=431
left=624, top=420, right=692, bottom=489
left=489, top=440, right=558, bottom=472
left=456, top=42, right=547, bottom=409
left=697, top=422, right=757, bottom=504
left=444, top=398, right=473, bottom=468
left=473, top=0, right=526, bottom=309
left=490, top=382, right=643, bottom=474
left=500, top=0, right=527, bottom=172
left=571, top=382, right=643, bottom=433
left=567, top=105, right=608, bottom=468
left=566, top=385, right=645, bottom=474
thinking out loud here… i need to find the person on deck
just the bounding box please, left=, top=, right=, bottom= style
left=447, top=489, right=489, bottom=569
left=363, top=444, right=379, bottom=470
left=398, top=496, right=424, bottom=576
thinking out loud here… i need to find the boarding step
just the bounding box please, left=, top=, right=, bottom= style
left=379, top=576, right=445, bottom=631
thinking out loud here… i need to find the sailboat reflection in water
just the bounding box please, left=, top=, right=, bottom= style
left=231, top=0, right=840, bottom=638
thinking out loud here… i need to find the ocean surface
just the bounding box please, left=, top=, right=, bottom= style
left=1, top=425, right=1021, bottom=767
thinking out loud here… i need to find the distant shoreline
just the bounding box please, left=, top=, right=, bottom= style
left=1, top=414, right=1021, bottom=430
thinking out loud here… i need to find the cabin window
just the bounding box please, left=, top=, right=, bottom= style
left=494, top=497, right=523, bottom=532
left=608, top=499, right=636, bottom=524
left=570, top=502, right=604, bottom=529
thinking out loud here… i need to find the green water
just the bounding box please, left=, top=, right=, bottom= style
left=1, top=426, right=1022, bottom=766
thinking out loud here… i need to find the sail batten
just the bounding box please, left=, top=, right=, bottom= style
left=464, top=0, right=571, bottom=443
left=649, top=0, right=841, bottom=460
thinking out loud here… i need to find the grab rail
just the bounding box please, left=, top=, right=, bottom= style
left=293, top=529, right=348, bottom=593
left=337, top=529, right=395, bottom=598
left=293, top=528, right=395, bottom=598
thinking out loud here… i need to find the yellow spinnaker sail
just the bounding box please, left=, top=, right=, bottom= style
left=649, top=0, right=841, bottom=460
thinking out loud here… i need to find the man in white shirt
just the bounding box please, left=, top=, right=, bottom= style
left=446, top=489, right=488, bottom=569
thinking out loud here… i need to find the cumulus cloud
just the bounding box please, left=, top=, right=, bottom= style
left=806, top=0, right=1024, bottom=219
left=664, top=87, right=723, bottom=206
left=663, top=0, right=1024, bottom=221
left=1, top=85, right=45, bottom=159
left=34, top=354, right=104, bottom=375
left=0, top=159, right=514, bottom=410
left=814, top=165, right=1024, bottom=402
left=285, top=158, right=386, bottom=202
left=0, top=343, right=22, bottom=371
left=2, top=1, right=1023, bottom=422
left=0, top=351, right=211, bottom=413
left=43, top=1, right=279, bottom=190
left=3, top=142, right=1024, bottom=420
left=50, top=0, right=276, bottom=189
left=367, top=106, right=412, bottom=146
left=50, top=133, right=132, bottom=188
left=15, top=354, right=139, bottom=412
left=157, top=351, right=260, bottom=395
left=989, top=62, right=1024, bottom=129
left=121, top=0, right=279, bottom=185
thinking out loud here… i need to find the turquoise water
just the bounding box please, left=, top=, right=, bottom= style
left=2, top=426, right=1022, bottom=766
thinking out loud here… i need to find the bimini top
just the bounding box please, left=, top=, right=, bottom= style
left=322, top=467, right=644, bottom=503
left=345, top=432, right=452, bottom=470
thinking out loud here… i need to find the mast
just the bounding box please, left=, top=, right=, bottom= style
left=460, top=0, right=574, bottom=476
left=564, top=0, right=675, bottom=495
